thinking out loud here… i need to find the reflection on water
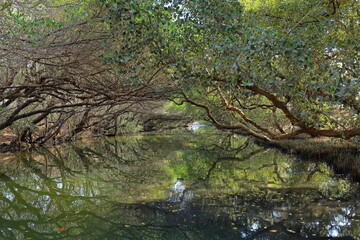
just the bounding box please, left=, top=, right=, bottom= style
left=168, top=178, right=194, bottom=210
left=186, top=121, right=208, bottom=131
left=0, top=128, right=359, bottom=239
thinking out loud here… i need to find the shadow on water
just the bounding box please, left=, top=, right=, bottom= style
left=0, top=128, right=359, bottom=239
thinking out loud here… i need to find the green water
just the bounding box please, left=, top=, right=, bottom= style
left=0, top=128, right=359, bottom=240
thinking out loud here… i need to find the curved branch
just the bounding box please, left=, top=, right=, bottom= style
left=181, top=93, right=273, bottom=142
left=217, top=85, right=276, bottom=138
left=245, top=84, right=360, bottom=139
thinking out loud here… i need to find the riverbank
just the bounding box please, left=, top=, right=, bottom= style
left=254, top=137, right=360, bottom=182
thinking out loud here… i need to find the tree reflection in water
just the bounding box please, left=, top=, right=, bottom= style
left=0, top=129, right=359, bottom=239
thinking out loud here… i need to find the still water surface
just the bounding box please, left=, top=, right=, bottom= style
left=0, top=128, right=359, bottom=240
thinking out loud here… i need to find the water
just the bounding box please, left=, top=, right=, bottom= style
left=0, top=128, right=359, bottom=240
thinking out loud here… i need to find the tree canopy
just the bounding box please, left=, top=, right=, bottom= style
left=103, top=0, right=359, bottom=141
left=0, top=0, right=173, bottom=147
left=0, top=0, right=359, bottom=147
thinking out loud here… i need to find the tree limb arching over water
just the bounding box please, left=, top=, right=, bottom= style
left=0, top=0, right=359, bottom=148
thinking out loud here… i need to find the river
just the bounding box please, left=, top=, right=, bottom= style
left=0, top=128, right=359, bottom=239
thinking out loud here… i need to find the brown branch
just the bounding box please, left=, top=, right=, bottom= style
left=0, top=0, right=12, bottom=12
left=181, top=93, right=273, bottom=142
left=217, top=85, right=276, bottom=138
left=244, top=85, right=305, bottom=127
left=245, top=84, right=359, bottom=139
left=0, top=98, right=40, bottom=130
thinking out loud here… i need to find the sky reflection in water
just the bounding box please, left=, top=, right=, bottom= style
left=0, top=128, right=359, bottom=239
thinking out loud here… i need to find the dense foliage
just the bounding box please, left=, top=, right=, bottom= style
left=0, top=0, right=173, bottom=147
left=103, top=0, right=359, bottom=141
left=0, top=0, right=359, bottom=147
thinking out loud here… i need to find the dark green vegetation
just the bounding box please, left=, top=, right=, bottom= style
left=0, top=0, right=359, bottom=149
left=1, top=2, right=359, bottom=239
left=0, top=129, right=359, bottom=239
left=258, top=138, right=360, bottom=182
